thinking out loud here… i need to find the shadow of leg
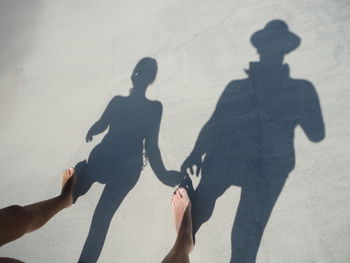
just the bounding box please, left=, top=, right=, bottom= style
left=192, top=178, right=228, bottom=236
left=73, top=160, right=93, bottom=203
left=230, top=173, right=287, bottom=263
left=78, top=184, right=130, bottom=263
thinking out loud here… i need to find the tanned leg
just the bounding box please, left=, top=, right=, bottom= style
left=162, top=188, right=194, bottom=263
left=0, top=258, right=24, bottom=263
left=0, top=168, right=76, bottom=247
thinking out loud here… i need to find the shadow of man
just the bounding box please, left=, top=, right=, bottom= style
left=182, top=20, right=325, bottom=262
left=73, top=58, right=181, bottom=262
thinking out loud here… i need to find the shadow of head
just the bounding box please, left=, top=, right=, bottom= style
left=131, top=57, right=158, bottom=90
left=251, top=20, right=301, bottom=63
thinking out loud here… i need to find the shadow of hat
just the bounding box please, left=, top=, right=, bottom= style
left=251, top=20, right=301, bottom=54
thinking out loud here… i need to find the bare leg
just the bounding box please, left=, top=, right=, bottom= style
left=0, top=258, right=24, bottom=263
left=162, top=188, right=194, bottom=263
left=0, top=168, right=76, bottom=247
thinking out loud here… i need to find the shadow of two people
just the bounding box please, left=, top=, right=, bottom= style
left=73, top=20, right=325, bottom=263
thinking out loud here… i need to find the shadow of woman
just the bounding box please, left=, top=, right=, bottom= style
left=182, top=20, right=325, bottom=262
left=73, top=58, right=181, bottom=262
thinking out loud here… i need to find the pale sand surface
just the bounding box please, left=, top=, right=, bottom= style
left=0, top=0, right=349, bottom=262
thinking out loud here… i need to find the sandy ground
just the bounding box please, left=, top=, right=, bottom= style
left=0, top=0, right=349, bottom=262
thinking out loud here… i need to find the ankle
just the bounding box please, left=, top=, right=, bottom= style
left=58, top=193, right=71, bottom=208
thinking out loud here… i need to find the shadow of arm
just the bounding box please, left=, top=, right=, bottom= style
left=182, top=83, right=233, bottom=174
left=145, top=101, right=181, bottom=187
left=299, top=82, right=325, bottom=142
left=86, top=97, right=118, bottom=142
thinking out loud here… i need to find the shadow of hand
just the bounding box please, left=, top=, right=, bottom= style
left=181, top=153, right=203, bottom=176
left=86, top=130, right=93, bottom=142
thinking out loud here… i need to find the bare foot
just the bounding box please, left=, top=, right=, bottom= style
left=172, top=188, right=190, bottom=233
left=61, top=168, right=76, bottom=208
left=172, top=187, right=194, bottom=252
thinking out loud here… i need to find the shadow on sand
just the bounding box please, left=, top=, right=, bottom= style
left=72, top=20, right=325, bottom=263
left=73, top=58, right=181, bottom=262
left=181, top=20, right=325, bottom=262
